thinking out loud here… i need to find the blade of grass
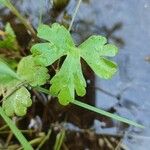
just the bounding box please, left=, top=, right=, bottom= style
left=72, top=100, right=144, bottom=128
left=68, top=0, right=82, bottom=31
left=0, top=106, right=33, bottom=150
left=34, top=86, right=144, bottom=128
left=36, top=129, right=52, bottom=150
left=54, top=129, right=65, bottom=150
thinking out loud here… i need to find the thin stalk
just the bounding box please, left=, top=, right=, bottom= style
left=54, top=129, right=65, bottom=150
left=36, top=129, right=52, bottom=150
left=0, top=106, right=33, bottom=150
left=68, top=0, right=82, bottom=31
left=0, top=0, right=36, bottom=38
left=72, top=100, right=144, bottom=128
left=0, top=124, right=8, bottom=131
left=56, top=0, right=82, bottom=69
left=33, top=86, right=144, bottom=128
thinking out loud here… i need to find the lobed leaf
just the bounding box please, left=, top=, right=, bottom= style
left=2, top=84, right=32, bottom=117
left=50, top=51, right=86, bottom=105
left=31, top=43, right=66, bottom=66
left=37, top=23, right=75, bottom=49
left=31, top=23, right=118, bottom=105
left=31, top=23, right=75, bottom=66
left=79, top=36, right=118, bottom=79
left=17, top=55, right=50, bottom=86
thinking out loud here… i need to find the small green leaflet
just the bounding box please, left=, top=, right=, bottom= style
left=17, top=55, right=50, bottom=86
left=0, top=58, right=19, bottom=84
left=2, top=82, right=32, bottom=117
left=31, top=23, right=118, bottom=105
left=79, top=36, right=117, bottom=79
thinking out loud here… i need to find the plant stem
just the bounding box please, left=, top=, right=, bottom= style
left=33, top=86, right=144, bottom=128
left=0, top=106, right=33, bottom=150
left=36, top=129, right=52, bottom=150
left=72, top=100, right=144, bottom=128
left=68, top=0, right=82, bottom=31
left=1, top=0, right=36, bottom=38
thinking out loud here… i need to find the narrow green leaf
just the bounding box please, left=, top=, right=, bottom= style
left=33, top=86, right=144, bottom=128
left=0, top=58, right=19, bottom=84
left=0, top=23, right=19, bottom=51
left=0, top=106, right=33, bottom=150
left=54, top=129, right=65, bottom=150
left=0, top=0, right=10, bottom=7
left=72, top=100, right=144, bottom=128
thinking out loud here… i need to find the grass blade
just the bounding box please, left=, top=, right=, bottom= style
left=54, top=129, right=65, bottom=150
left=0, top=0, right=36, bottom=37
left=34, top=86, right=144, bottom=128
left=0, top=106, right=33, bottom=150
left=72, top=100, right=144, bottom=128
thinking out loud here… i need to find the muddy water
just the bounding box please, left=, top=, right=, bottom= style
left=1, top=0, right=150, bottom=149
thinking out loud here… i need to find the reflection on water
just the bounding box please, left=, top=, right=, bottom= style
left=1, top=0, right=150, bottom=149
left=70, top=0, right=150, bottom=149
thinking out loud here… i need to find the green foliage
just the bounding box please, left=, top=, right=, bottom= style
left=31, top=23, right=118, bottom=105
left=17, top=55, right=50, bottom=86
left=0, top=58, right=19, bottom=84
left=73, top=100, right=144, bottom=128
left=54, top=129, right=65, bottom=150
left=50, top=51, right=86, bottom=105
left=0, top=23, right=19, bottom=51
left=0, top=0, right=10, bottom=6
left=2, top=83, right=32, bottom=117
left=31, top=23, right=74, bottom=66
left=0, top=106, right=33, bottom=150
left=79, top=36, right=117, bottom=79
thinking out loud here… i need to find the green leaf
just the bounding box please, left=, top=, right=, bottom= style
left=0, top=23, right=19, bottom=51
left=2, top=84, right=32, bottom=117
left=31, top=43, right=66, bottom=66
left=17, top=55, right=50, bottom=86
left=99, top=44, right=118, bottom=57
left=79, top=36, right=118, bottom=79
left=31, top=23, right=75, bottom=66
left=0, top=58, right=19, bottom=84
left=0, top=0, right=10, bottom=6
left=50, top=51, right=86, bottom=105
left=54, top=129, right=65, bottom=150
left=37, top=23, right=75, bottom=49
left=0, top=106, right=33, bottom=150
left=31, top=23, right=118, bottom=105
